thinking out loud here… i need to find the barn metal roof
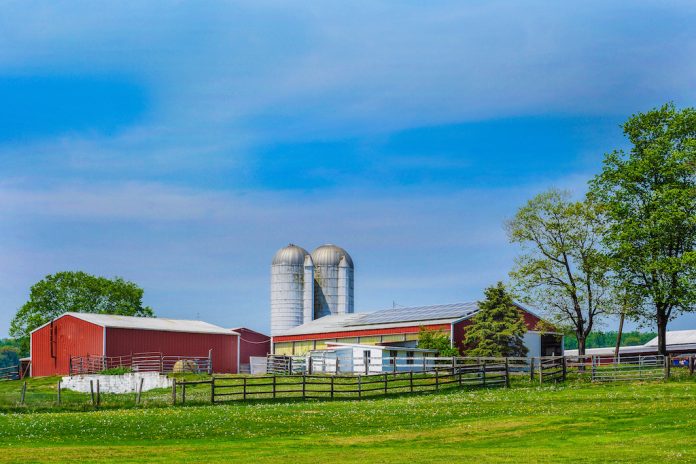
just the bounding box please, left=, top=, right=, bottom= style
left=276, top=302, right=484, bottom=336
left=55, top=312, right=237, bottom=335
left=565, top=330, right=696, bottom=356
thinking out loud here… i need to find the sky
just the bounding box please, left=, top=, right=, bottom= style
left=1, top=1, right=695, bottom=336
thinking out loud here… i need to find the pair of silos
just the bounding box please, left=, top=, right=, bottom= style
left=270, top=244, right=354, bottom=336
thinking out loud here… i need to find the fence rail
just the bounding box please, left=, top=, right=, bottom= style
left=0, top=365, right=19, bottom=381
left=204, top=362, right=509, bottom=404
left=69, top=351, right=212, bottom=376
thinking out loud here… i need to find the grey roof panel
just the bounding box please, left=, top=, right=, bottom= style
left=354, top=302, right=479, bottom=326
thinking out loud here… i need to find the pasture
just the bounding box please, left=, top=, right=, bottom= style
left=0, top=375, right=694, bottom=463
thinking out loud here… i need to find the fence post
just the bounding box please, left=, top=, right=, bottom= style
left=529, top=358, right=535, bottom=382
left=435, top=368, right=439, bottom=391
left=208, top=349, right=213, bottom=375
left=20, top=381, right=27, bottom=405
left=273, top=375, right=277, bottom=399
left=410, top=371, right=414, bottom=393
left=690, top=355, right=695, bottom=376
left=482, top=360, right=487, bottom=387
left=308, top=356, right=313, bottom=375
left=182, top=383, right=186, bottom=404
left=302, top=375, right=306, bottom=400
left=358, top=375, right=362, bottom=400
left=90, top=380, right=95, bottom=406
left=211, top=377, right=215, bottom=404
left=137, top=377, right=144, bottom=405
left=539, top=358, right=543, bottom=385
left=330, top=376, right=334, bottom=399
left=96, top=380, right=100, bottom=407
left=562, top=357, right=567, bottom=381
left=505, top=358, right=510, bottom=388
left=665, top=355, right=671, bottom=380
left=384, top=373, right=388, bottom=395
left=393, top=356, right=397, bottom=374
left=57, top=380, right=62, bottom=405
left=243, top=377, right=247, bottom=401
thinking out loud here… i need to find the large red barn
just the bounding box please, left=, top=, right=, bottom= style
left=231, top=327, right=271, bottom=373
left=30, top=313, right=239, bottom=377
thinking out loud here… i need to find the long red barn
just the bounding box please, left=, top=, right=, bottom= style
left=30, top=313, right=239, bottom=376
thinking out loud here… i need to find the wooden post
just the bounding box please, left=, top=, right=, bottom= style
left=384, top=373, right=388, bottom=395
left=504, top=358, right=510, bottom=388
left=409, top=370, right=414, bottom=393
left=211, top=377, right=215, bottom=404
left=90, top=380, right=95, bottom=406
left=435, top=368, right=439, bottom=391
left=208, top=349, right=213, bottom=375
left=482, top=360, right=487, bottom=387
left=96, top=380, right=100, bottom=407
left=272, top=375, right=277, bottom=399
left=529, top=358, right=535, bottom=382
left=690, top=355, right=695, bottom=376
left=665, top=355, right=671, bottom=380
left=562, top=357, right=567, bottom=381
left=182, top=383, right=186, bottom=404
left=137, top=377, right=144, bottom=405
left=302, top=375, right=306, bottom=399
left=358, top=375, right=362, bottom=400
left=539, top=358, right=543, bottom=385
left=20, top=381, right=27, bottom=405
left=243, top=377, right=247, bottom=400
left=57, top=380, right=62, bottom=405
left=330, top=376, right=334, bottom=399
left=393, top=356, right=397, bottom=374
left=308, top=357, right=313, bottom=375
left=171, top=378, right=176, bottom=405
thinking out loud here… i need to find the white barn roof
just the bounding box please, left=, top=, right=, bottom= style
left=565, top=329, right=696, bottom=356
left=34, top=312, right=237, bottom=336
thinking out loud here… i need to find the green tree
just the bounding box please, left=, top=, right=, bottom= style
left=10, top=271, right=155, bottom=354
left=463, top=282, right=528, bottom=357
left=590, top=103, right=696, bottom=355
left=507, top=190, right=615, bottom=355
left=417, top=327, right=460, bottom=356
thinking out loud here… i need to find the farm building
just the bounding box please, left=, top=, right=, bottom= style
left=30, top=312, right=241, bottom=377
left=308, top=342, right=438, bottom=375
left=272, top=302, right=563, bottom=357
left=565, top=330, right=696, bottom=358
left=231, top=327, right=271, bottom=373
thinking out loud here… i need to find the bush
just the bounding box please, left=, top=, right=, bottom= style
left=99, top=367, right=133, bottom=375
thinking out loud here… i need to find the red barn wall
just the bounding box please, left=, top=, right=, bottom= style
left=31, top=315, right=104, bottom=377
left=236, top=328, right=270, bottom=365
left=452, top=307, right=545, bottom=353
left=105, top=328, right=238, bottom=373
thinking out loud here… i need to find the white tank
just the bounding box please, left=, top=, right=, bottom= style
left=311, top=244, right=354, bottom=319
left=271, top=244, right=313, bottom=335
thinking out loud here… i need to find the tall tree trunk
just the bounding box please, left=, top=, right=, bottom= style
left=577, top=335, right=586, bottom=357
left=656, top=309, right=668, bottom=356
left=614, top=311, right=625, bottom=358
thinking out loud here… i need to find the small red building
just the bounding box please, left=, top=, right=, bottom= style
left=30, top=312, right=239, bottom=377
left=232, top=327, right=271, bottom=373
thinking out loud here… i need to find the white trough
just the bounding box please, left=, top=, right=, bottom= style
left=61, top=372, right=173, bottom=394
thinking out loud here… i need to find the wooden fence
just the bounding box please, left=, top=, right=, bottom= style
left=175, top=362, right=510, bottom=405
left=0, top=365, right=19, bottom=381
left=69, top=351, right=213, bottom=375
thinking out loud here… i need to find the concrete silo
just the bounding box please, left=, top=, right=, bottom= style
left=311, top=244, right=354, bottom=319
left=270, top=244, right=314, bottom=335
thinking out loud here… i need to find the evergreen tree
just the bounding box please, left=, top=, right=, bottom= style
left=464, top=282, right=528, bottom=357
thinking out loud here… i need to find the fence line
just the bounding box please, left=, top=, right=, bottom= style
left=0, top=365, right=19, bottom=381
left=69, top=351, right=213, bottom=376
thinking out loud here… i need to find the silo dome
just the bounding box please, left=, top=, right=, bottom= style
left=310, top=244, right=354, bottom=268
left=272, top=244, right=310, bottom=266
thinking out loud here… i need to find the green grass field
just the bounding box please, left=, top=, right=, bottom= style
left=0, top=374, right=694, bottom=463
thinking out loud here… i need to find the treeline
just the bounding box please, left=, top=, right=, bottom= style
left=563, top=331, right=656, bottom=350
left=0, top=339, right=21, bottom=369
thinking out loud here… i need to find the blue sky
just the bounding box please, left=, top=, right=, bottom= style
left=1, top=1, right=695, bottom=336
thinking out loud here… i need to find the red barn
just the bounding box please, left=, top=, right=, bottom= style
left=272, top=302, right=563, bottom=357
left=30, top=312, right=239, bottom=377
left=232, top=327, right=271, bottom=372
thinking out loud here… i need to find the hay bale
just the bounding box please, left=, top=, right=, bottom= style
left=173, top=359, right=199, bottom=373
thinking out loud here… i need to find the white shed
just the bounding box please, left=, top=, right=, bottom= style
left=307, top=342, right=438, bottom=374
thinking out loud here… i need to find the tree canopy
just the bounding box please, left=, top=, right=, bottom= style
left=463, top=282, right=528, bottom=357
left=10, top=271, right=155, bottom=354
left=507, top=189, right=614, bottom=355
left=590, top=103, right=696, bottom=355
left=417, top=327, right=460, bottom=357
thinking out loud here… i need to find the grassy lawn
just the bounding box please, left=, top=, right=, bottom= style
left=0, top=373, right=694, bottom=463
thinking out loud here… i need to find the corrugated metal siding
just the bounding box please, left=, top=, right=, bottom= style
left=237, top=328, right=271, bottom=365
left=105, top=328, right=238, bottom=373
left=31, top=315, right=104, bottom=377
